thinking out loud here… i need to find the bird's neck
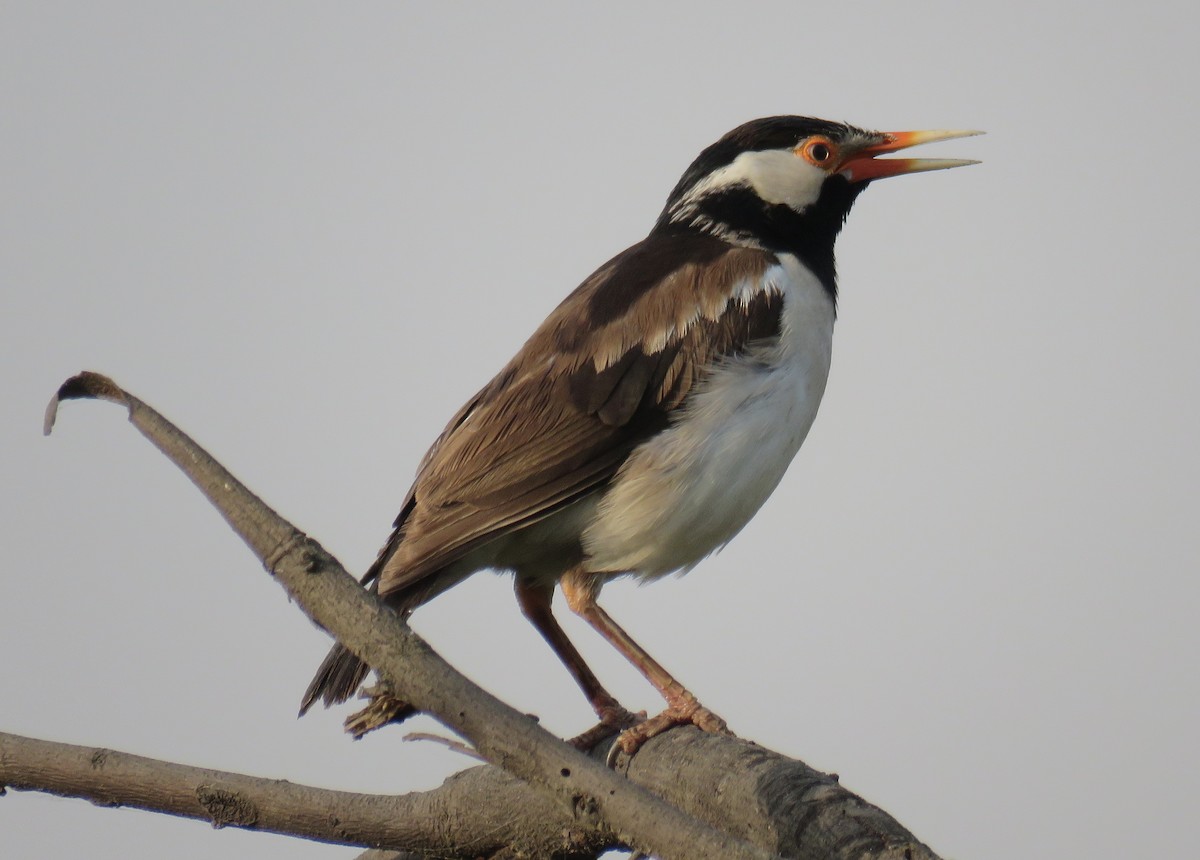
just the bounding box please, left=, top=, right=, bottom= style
left=655, top=180, right=866, bottom=306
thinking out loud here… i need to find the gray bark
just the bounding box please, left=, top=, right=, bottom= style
left=0, top=728, right=934, bottom=859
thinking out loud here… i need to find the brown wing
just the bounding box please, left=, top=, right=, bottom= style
left=372, top=232, right=784, bottom=596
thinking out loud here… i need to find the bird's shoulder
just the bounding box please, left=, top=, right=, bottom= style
left=540, top=231, right=786, bottom=417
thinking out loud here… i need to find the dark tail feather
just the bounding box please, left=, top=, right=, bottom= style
left=299, top=536, right=397, bottom=718
left=298, top=531, right=452, bottom=718
left=298, top=642, right=370, bottom=716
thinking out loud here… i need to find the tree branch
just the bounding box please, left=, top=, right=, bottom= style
left=0, top=731, right=611, bottom=856
left=1, top=726, right=935, bottom=859
left=22, top=371, right=944, bottom=859
left=41, top=372, right=773, bottom=860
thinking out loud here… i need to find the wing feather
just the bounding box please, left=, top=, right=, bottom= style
left=374, top=233, right=784, bottom=595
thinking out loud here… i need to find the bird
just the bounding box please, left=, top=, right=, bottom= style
left=299, top=116, right=980, bottom=754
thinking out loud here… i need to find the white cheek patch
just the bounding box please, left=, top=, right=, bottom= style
left=696, top=149, right=827, bottom=212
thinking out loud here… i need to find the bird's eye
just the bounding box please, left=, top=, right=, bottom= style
left=799, top=137, right=837, bottom=167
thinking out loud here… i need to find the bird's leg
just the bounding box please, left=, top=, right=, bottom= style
left=514, top=577, right=641, bottom=748
left=560, top=568, right=733, bottom=756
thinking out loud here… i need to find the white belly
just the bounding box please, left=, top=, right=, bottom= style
left=582, top=255, right=835, bottom=578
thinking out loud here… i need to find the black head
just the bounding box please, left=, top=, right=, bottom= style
left=652, top=116, right=981, bottom=293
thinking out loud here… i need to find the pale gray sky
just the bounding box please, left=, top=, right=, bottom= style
left=3, top=3, right=1197, bottom=858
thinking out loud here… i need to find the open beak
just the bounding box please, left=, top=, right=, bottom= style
left=839, top=129, right=983, bottom=182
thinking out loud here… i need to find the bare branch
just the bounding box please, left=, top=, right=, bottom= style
left=1, top=726, right=939, bottom=859
left=43, top=372, right=774, bottom=860
left=0, top=731, right=611, bottom=857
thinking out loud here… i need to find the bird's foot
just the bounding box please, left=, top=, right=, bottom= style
left=609, top=691, right=732, bottom=762
left=567, top=701, right=644, bottom=751
left=344, top=683, right=417, bottom=739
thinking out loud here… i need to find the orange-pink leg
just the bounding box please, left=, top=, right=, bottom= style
left=560, top=569, right=732, bottom=755
left=514, top=578, right=640, bottom=747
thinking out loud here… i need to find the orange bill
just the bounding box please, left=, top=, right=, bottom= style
left=839, top=129, right=983, bottom=182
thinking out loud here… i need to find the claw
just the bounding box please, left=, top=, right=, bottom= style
left=605, top=738, right=625, bottom=769
left=611, top=695, right=733, bottom=758
left=568, top=704, right=643, bottom=751
left=344, top=684, right=416, bottom=739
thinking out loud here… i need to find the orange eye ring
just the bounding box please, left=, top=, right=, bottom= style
left=798, top=136, right=838, bottom=168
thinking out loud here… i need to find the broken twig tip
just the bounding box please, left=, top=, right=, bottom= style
left=56, top=371, right=124, bottom=403
left=403, top=732, right=485, bottom=761
left=44, top=372, right=127, bottom=436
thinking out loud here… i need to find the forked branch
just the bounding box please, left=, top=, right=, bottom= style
left=2, top=371, right=944, bottom=860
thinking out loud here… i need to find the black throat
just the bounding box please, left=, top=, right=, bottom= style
left=654, top=175, right=867, bottom=306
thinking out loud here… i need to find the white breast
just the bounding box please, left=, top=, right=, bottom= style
left=582, top=254, right=835, bottom=578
